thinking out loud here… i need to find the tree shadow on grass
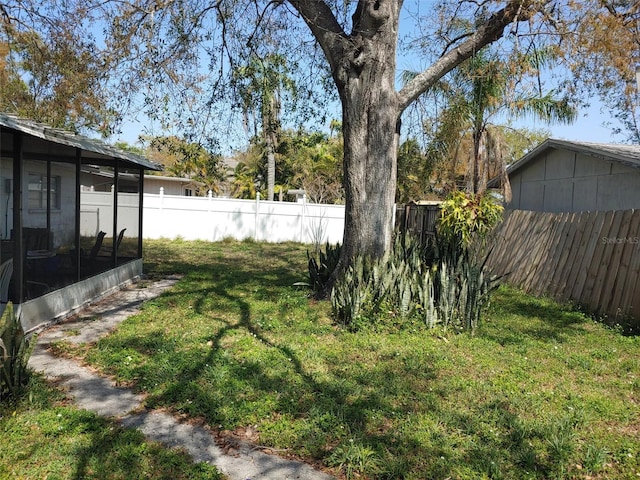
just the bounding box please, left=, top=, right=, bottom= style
left=68, top=412, right=221, bottom=480
left=483, top=289, right=590, bottom=345
left=109, top=258, right=448, bottom=475
left=111, top=244, right=564, bottom=478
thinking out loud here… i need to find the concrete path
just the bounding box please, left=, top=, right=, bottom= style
left=28, top=276, right=334, bottom=480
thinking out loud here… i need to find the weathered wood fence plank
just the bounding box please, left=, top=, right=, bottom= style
left=608, top=210, right=640, bottom=317
left=485, top=209, right=639, bottom=321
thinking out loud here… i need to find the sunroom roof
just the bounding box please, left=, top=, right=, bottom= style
left=0, top=113, right=162, bottom=171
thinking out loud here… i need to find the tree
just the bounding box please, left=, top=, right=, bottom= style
left=283, top=1, right=541, bottom=285
left=101, top=0, right=640, bottom=292
left=146, top=136, right=227, bottom=195
left=0, top=41, right=30, bottom=112
left=396, top=138, right=433, bottom=203
left=227, top=128, right=343, bottom=203
left=2, top=0, right=637, bottom=292
left=564, top=2, right=640, bottom=142
left=233, top=54, right=297, bottom=201
left=285, top=129, right=344, bottom=204
left=412, top=47, right=576, bottom=200
left=0, top=5, right=116, bottom=133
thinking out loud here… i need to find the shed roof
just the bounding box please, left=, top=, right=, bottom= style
left=0, top=113, right=162, bottom=171
left=488, top=138, right=640, bottom=188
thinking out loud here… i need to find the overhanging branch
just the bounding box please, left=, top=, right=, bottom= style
left=397, top=0, right=545, bottom=114
left=286, top=0, right=348, bottom=76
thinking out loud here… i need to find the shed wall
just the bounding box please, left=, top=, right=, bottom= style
left=507, top=149, right=640, bottom=212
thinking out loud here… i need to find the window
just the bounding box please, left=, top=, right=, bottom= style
left=184, top=188, right=193, bottom=197
left=28, top=174, right=61, bottom=210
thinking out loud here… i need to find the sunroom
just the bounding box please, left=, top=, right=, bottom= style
left=0, top=113, right=162, bottom=333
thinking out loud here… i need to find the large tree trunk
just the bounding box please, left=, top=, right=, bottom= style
left=319, top=1, right=401, bottom=295
left=289, top=0, right=539, bottom=296
left=340, top=74, right=399, bottom=263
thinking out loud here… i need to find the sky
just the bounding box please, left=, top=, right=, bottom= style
left=113, top=94, right=628, bottom=152
left=524, top=102, right=626, bottom=144
left=110, top=1, right=635, bottom=150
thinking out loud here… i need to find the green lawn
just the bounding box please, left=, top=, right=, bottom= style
left=4, top=238, right=640, bottom=479
left=0, top=376, right=223, bottom=479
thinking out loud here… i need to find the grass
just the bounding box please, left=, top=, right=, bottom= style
left=5, top=238, right=640, bottom=479
left=0, top=376, right=223, bottom=479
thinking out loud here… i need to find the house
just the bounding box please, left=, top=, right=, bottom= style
left=489, top=138, right=640, bottom=212
left=0, top=113, right=162, bottom=333
left=81, top=170, right=203, bottom=196
left=143, top=174, right=203, bottom=196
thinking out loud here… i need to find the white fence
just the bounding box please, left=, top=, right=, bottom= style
left=143, top=191, right=345, bottom=244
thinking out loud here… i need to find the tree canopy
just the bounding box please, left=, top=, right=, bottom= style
left=1, top=0, right=638, bottom=288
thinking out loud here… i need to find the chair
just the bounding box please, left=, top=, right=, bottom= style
left=79, top=231, right=107, bottom=276
left=0, top=259, right=50, bottom=311
left=23, top=228, right=51, bottom=252
left=0, top=259, right=12, bottom=307
left=89, top=231, right=107, bottom=260
left=0, top=259, right=11, bottom=318
left=102, top=228, right=126, bottom=255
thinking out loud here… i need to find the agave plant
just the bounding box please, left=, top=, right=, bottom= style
left=299, top=242, right=342, bottom=297
left=0, top=302, right=36, bottom=400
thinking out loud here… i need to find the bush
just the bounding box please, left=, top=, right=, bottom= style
left=439, top=190, right=503, bottom=247
left=331, top=233, right=500, bottom=332
left=1, top=303, right=36, bottom=400
left=305, top=242, right=341, bottom=297
left=331, top=192, right=505, bottom=332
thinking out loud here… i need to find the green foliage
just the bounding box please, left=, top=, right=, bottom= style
left=1, top=28, right=117, bottom=135
left=146, top=136, right=227, bottom=195
left=396, top=138, right=434, bottom=203
left=417, top=46, right=576, bottom=196
left=439, top=191, right=503, bottom=246
left=230, top=127, right=344, bottom=204
left=305, top=242, right=341, bottom=297
left=331, top=232, right=501, bottom=332
left=328, top=440, right=380, bottom=479
left=0, top=376, right=224, bottom=479
left=0, top=303, right=35, bottom=400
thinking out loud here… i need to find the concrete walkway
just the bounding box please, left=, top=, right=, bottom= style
left=28, top=276, right=334, bottom=480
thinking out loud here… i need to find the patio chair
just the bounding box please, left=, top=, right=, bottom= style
left=88, top=231, right=107, bottom=260
left=102, top=228, right=126, bottom=256
left=0, top=259, right=50, bottom=311
left=0, top=259, right=12, bottom=317
left=79, top=231, right=107, bottom=276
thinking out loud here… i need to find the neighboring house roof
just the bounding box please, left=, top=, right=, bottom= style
left=488, top=138, right=640, bottom=188
left=0, top=112, right=162, bottom=171
left=145, top=174, right=204, bottom=186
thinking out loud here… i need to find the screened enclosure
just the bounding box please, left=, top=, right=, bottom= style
left=0, top=114, right=161, bottom=329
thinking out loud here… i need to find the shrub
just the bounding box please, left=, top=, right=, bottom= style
left=331, top=191, right=504, bottom=332
left=1, top=302, right=36, bottom=400
left=439, top=190, right=503, bottom=247
left=304, top=242, right=341, bottom=297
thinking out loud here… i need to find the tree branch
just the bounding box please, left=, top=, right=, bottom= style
left=398, top=0, right=547, bottom=113
left=285, top=0, right=348, bottom=76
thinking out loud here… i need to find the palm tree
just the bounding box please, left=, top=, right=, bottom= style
left=233, top=54, right=296, bottom=201
left=422, top=47, right=577, bottom=200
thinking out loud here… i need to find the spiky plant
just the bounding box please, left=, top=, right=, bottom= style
left=0, top=302, right=36, bottom=400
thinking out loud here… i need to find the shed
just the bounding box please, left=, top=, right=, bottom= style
left=489, top=138, right=640, bottom=212
left=0, top=113, right=162, bottom=332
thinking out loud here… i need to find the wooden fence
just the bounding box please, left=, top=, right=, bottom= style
left=395, top=203, right=441, bottom=243
left=484, top=209, right=640, bottom=321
